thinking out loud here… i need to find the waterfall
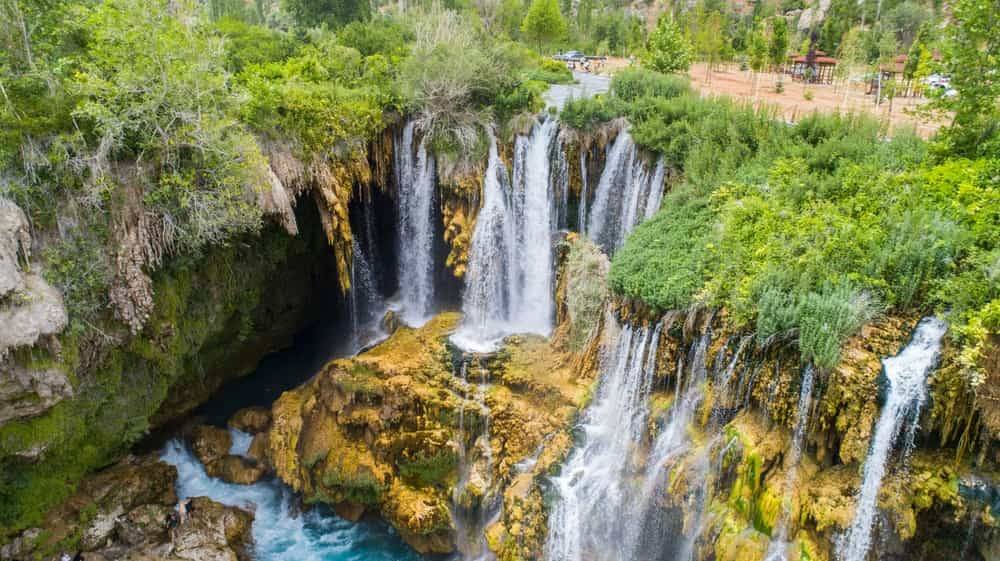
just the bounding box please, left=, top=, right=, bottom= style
left=452, top=360, right=497, bottom=561
left=348, top=237, right=386, bottom=352
left=544, top=317, right=662, bottom=561
left=577, top=151, right=588, bottom=235
left=625, top=330, right=712, bottom=560
left=453, top=120, right=559, bottom=351
left=837, top=317, right=948, bottom=561
left=586, top=131, right=666, bottom=254
left=395, top=120, right=437, bottom=327
left=763, top=364, right=816, bottom=561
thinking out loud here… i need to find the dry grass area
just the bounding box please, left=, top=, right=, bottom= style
left=689, top=62, right=946, bottom=137
left=591, top=57, right=947, bottom=137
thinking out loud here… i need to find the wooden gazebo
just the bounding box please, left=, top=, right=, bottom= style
left=786, top=50, right=838, bottom=84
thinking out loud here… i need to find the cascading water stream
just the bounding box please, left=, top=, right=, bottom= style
left=161, top=431, right=422, bottom=561
left=624, top=330, right=712, bottom=561
left=577, top=151, right=588, bottom=235
left=837, top=317, right=948, bottom=561
left=544, top=316, right=662, bottom=561
left=763, top=364, right=816, bottom=561
left=586, top=130, right=665, bottom=254
left=348, top=238, right=386, bottom=353
left=452, top=360, right=497, bottom=561
left=395, top=120, right=437, bottom=326
left=453, top=119, right=559, bottom=351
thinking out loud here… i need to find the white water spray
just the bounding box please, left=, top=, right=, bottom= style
left=161, top=431, right=422, bottom=561
left=453, top=120, right=560, bottom=351
left=395, top=120, right=437, bottom=327
left=837, top=317, right=947, bottom=561
left=586, top=131, right=665, bottom=254
left=544, top=316, right=662, bottom=561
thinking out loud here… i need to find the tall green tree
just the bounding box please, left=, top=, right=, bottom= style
left=934, top=0, right=1000, bottom=156
left=769, top=15, right=788, bottom=70
left=642, top=15, right=692, bottom=74
left=283, top=0, right=369, bottom=28
left=693, top=8, right=725, bottom=83
left=520, top=0, right=567, bottom=51
left=747, top=20, right=768, bottom=96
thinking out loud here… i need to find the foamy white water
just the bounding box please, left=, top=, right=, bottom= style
left=395, top=120, right=437, bottom=327
left=837, top=317, right=947, bottom=561
left=586, top=131, right=665, bottom=254
left=453, top=120, right=561, bottom=351
left=544, top=317, right=662, bottom=561
left=161, top=431, right=423, bottom=561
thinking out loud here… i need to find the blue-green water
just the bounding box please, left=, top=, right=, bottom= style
left=161, top=437, right=427, bottom=561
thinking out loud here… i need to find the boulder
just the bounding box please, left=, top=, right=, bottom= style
left=169, top=497, right=253, bottom=561
left=228, top=406, right=271, bottom=434
left=189, top=425, right=232, bottom=466
left=246, top=433, right=269, bottom=465
left=114, top=504, right=171, bottom=546
left=205, top=455, right=267, bottom=485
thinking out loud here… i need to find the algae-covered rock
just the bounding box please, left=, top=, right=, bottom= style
left=261, top=311, right=592, bottom=556
left=228, top=406, right=271, bottom=434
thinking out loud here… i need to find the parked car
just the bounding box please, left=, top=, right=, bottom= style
left=556, top=50, right=586, bottom=63
left=924, top=74, right=950, bottom=88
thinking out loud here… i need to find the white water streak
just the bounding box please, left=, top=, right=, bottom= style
left=395, top=120, right=437, bottom=327
left=837, top=317, right=947, bottom=561
left=544, top=317, right=662, bottom=561
left=586, top=131, right=665, bottom=254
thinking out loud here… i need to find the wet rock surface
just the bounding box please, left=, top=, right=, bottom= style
left=0, top=455, right=253, bottom=561
left=261, top=312, right=594, bottom=555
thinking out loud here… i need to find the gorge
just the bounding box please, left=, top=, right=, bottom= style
left=1, top=5, right=998, bottom=561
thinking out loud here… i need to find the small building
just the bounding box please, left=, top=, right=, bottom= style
left=786, top=51, right=838, bottom=84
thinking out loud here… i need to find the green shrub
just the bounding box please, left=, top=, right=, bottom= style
left=559, top=96, right=627, bottom=131
left=564, top=237, right=609, bottom=350
left=611, top=68, right=689, bottom=102
left=524, top=58, right=575, bottom=84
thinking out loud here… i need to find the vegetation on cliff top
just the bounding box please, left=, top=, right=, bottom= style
left=0, top=0, right=562, bottom=535
left=561, top=57, right=997, bottom=374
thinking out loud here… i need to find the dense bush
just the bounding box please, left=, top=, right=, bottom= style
left=605, top=76, right=995, bottom=370
left=610, top=68, right=690, bottom=102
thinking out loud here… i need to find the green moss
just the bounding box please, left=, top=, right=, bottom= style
left=397, top=448, right=458, bottom=486
left=1, top=225, right=319, bottom=536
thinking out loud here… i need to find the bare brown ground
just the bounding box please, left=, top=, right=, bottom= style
left=593, top=58, right=947, bottom=138
left=687, top=62, right=946, bottom=137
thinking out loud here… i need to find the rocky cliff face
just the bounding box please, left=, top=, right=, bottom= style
left=259, top=311, right=597, bottom=554
left=0, top=202, right=344, bottom=534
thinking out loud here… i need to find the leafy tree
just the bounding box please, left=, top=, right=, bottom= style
left=283, top=0, right=369, bottom=28
left=933, top=0, right=1000, bottom=156
left=520, top=0, right=567, bottom=51
left=497, top=0, right=526, bottom=38
left=643, top=15, right=692, bottom=74
left=692, top=8, right=725, bottom=83
left=835, top=26, right=867, bottom=102
left=769, top=15, right=788, bottom=70
left=747, top=21, right=768, bottom=96
left=884, top=0, right=930, bottom=48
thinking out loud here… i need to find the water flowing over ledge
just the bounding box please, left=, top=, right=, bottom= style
left=452, top=120, right=561, bottom=352
left=394, top=120, right=438, bottom=327
left=837, top=317, right=948, bottom=561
